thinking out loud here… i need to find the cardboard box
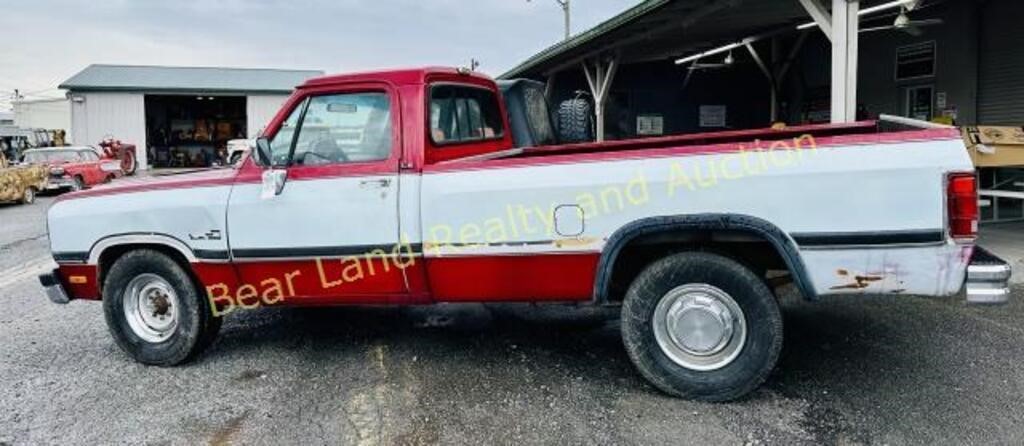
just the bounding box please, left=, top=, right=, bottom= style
left=962, top=126, right=1024, bottom=167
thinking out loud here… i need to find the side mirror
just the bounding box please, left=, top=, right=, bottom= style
left=254, top=137, right=274, bottom=167
left=261, top=169, right=288, bottom=199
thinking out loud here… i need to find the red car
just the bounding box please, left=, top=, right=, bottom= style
left=22, top=147, right=120, bottom=191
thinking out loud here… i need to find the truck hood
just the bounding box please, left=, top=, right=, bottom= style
left=59, top=168, right=239, bottom=201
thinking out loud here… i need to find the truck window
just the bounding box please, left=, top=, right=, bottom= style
left=271, top=92, right=392, bottom=166
left=429, top=84, right=503, bottom=145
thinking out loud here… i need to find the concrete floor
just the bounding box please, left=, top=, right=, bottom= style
left=979, top=222, right=1024, bottom=284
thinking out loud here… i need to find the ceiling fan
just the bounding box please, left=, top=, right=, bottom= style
left=860, top=3, right=943, bottom=36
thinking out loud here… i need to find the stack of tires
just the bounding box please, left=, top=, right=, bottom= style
left=557, top=98, right=594, bottom=143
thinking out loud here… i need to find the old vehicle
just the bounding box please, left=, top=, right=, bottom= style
left=23, top=147, right=117, bottom=191
left=97, top=137, right=138, bottom=176
left=39, top=68, right=1010, bottom=401
left=0, top=152, right=47, bottom=204
left=225, top=138, right=253, bottom=166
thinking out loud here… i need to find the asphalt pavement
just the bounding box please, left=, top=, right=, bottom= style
left=1, top=193, right=1023, bottom=445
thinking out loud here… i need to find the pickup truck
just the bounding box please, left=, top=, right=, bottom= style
left=39, top=67, right=1010, bottom=401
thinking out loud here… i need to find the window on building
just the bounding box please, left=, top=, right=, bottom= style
left=429, top=84, right=504, bottom=145
left=895, top=41, right=936, bottom=81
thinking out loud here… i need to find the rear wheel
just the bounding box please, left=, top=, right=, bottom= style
left=621, top=252, right=783, bottom=401
left=121, top=150, right=137, bottom=175
left=20, top=186, right=36, bottom=204
left=102, top=250, right=221, bottom=365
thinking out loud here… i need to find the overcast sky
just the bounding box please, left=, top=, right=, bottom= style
left=0, top=0, right=641, bottom=109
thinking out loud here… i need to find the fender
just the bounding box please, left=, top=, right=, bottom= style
left=593, top=214, right=817, bottom=303
left=87, top=233, right=199, bottom=265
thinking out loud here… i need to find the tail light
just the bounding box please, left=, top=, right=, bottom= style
left=948, top=173, right=978, bottom=241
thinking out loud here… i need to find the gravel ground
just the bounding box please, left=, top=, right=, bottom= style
left=1, top=193, right=1022, bottom=445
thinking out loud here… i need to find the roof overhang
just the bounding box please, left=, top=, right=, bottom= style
left=500, top=0, right=911, bottom=79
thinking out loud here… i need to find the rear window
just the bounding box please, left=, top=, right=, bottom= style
left=429, top=84, right=504, bottom=145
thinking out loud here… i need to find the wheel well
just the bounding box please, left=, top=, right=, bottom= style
left=594, top=215, right=816, bottom=304
left=601, top=230, right=789, bottom=302
left=97, top=244, right=198, bottom=294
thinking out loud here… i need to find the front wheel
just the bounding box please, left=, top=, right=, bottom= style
left=20, top=186, right=36, bottom=204
left=102, top=249, right=221, bottom=365
left=70, top=176, right=84, bottom=192
left=621, top=252, right=783, bottom=401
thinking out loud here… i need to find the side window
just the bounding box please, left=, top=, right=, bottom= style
left=270, top=92, right=392, bottom=166
left=429, top=85, right=503, bottom=145
left=268, top=100, right=304, bottom=164
left=82, top=151, right=99, bottom=161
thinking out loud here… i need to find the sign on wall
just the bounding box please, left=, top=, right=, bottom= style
left=636, top=114, right=664, bottom=135
left=699, top=105, right=727, bottom=127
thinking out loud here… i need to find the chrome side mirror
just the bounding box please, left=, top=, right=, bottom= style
left=261, top=169, right=288, bottom=199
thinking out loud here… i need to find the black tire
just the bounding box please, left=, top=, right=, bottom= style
left=102, top=249, right=221, bottom=365
left=70, top=176, right=84, bottom=191
left=557, top=98, right=593, bottom=143
left=621, top=252, right=783, bottom=401
left=20, top=187, right=35, bottom=204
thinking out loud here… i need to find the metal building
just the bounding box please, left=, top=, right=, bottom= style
left=59, top=65, right=322, bottom=170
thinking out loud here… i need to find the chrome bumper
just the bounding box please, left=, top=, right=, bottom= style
left=38, top=269, right=71, bottom=304
left=965, top=247, right=1012, bottom=305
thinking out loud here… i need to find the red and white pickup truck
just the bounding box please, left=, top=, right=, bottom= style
left=40, top=67, right=1010, bottom=401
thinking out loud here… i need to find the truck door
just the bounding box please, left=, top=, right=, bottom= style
left=226, top=87, right=408, bottom=304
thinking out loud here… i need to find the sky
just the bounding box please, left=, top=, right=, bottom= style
left=0, top=0, right=642, bottom=109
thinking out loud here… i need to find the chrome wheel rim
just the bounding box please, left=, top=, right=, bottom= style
left=122, top=273, right=179, bottom=343
left=652, top=283, right=747, bottom=371
left=24, top=188, right=34, bottom=203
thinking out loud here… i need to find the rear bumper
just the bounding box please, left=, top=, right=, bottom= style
left=38, top=269, right=71, bottom=304
left=965, top=247, right=1012, bottom=305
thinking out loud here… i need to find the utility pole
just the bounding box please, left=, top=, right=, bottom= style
left=528, top=0, right=571, bottom=40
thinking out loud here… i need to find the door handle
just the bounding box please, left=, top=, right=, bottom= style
left=359, top=178, right=391, bottom=189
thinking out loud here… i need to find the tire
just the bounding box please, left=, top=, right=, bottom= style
left=104, top=174, right=114, bottom=184
left=70, top=176, right=84, bottom=192
left=557, top=98, right=593, bottom=143
left=20, top=187, right=35, bottom=204
left=621, top=252, right=783, bottom=401
left=121, top=150, right=137, bottom=176
left=102, top=249, right=221, bottom=365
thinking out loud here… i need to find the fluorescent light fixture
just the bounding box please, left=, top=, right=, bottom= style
left=676, top=0, right=917, bottom=65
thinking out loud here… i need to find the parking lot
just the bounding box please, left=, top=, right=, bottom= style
left=1, top=194, right=1023, bottom=445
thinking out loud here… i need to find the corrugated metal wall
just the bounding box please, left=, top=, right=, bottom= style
left=70, top=92, right=148, bottom=167
left=978, top=0, right=1024, bottom=125
left=246, top=95, right=289, bottom=138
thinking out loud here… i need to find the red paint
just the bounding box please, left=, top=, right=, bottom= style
left=57, top=264, right=99, bottom=300
left=426, top=253, right=599, bottom=302
left=424, top=127, right=962, bottom=174
left=56, top=167, right=240, bottom=202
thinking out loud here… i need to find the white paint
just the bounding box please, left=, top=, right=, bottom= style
left=245, top=95, right=289, bottom=138
left=226, top=174, right=400, bottom=251
left=12, top=98, right=71, bottom=132
left=47, top=134, right=976, bottom=299
left=69, top=92, right=148, bottom=168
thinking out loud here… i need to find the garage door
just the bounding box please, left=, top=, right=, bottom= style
left=978, top=0, right=1024, bottom=125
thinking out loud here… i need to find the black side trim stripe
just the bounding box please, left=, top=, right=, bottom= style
left=194, top=249, right=230, bottom=260
left=53, top=251, right=89, bottom=263
left=232, top=243, right=422, bottom=259
left=791, top=229, right=945, bottom=247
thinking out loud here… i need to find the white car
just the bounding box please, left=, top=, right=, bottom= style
left=226, top=139, right=253, bottom=166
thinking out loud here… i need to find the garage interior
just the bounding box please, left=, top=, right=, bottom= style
left=144, top=95, right=247, bottom=168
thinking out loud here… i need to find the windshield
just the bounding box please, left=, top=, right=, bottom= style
left=24, top=150, right=86, bottom=163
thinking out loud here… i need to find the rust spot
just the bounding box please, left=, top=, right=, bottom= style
left=830, top=274, right=884, bottom=290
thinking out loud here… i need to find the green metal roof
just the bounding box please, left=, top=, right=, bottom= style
left=59, top=64, right=324, bottom=94
left=499, top=0, right=672, bottom=79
